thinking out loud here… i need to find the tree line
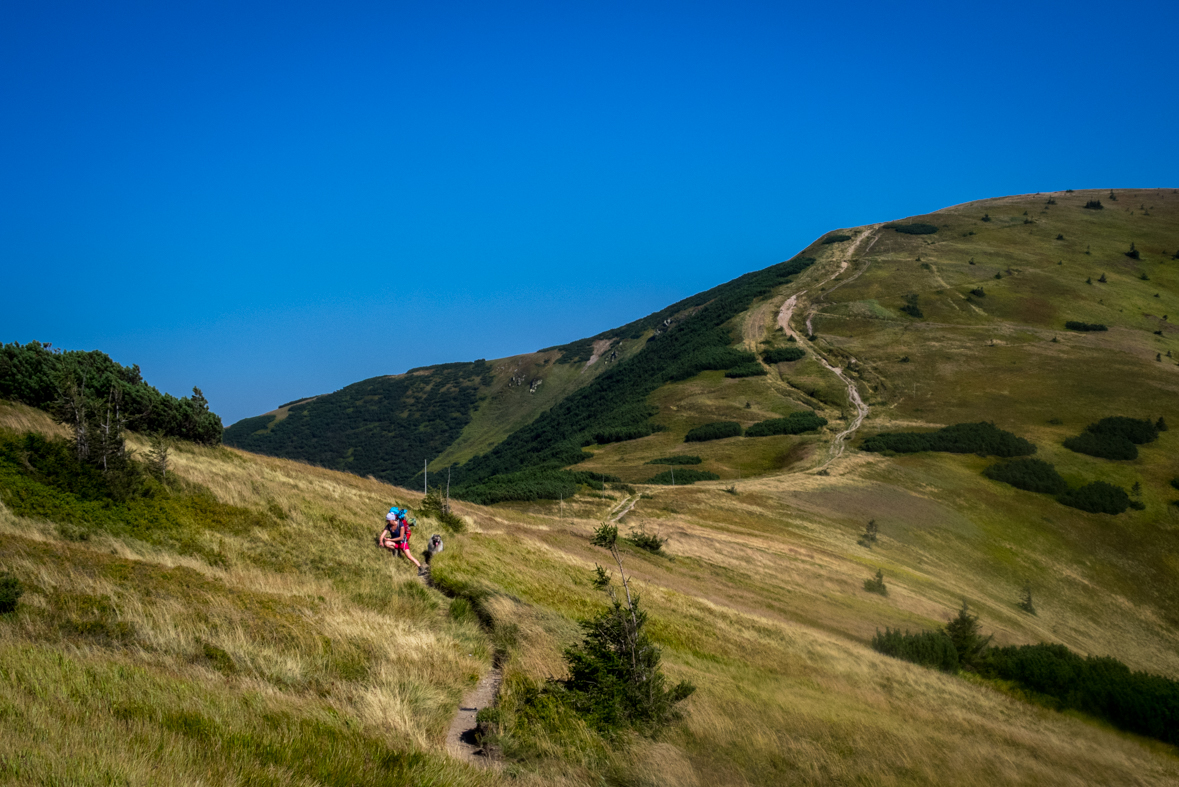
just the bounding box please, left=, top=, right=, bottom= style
left=0, top=341, right=222, bottom=447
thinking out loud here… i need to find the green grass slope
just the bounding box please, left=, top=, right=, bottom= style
left=2, top=397, right=1178, bottom=785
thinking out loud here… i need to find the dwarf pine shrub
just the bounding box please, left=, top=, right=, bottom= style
left=561, top=523, right=695, bottom=735
left=744, top=411, right=828, bottom=437
left=1063, top=432, right=1137, bottom=460
left=724, top=362, right=767, bottom=378
left=645, top=455, right=701, bottom=465
left=624, top=527, right=666, bottom=554
left=761, top=346, right=806, bottom=363
left=1058, top=481, right=1132, bottom=514
left=645, top=468, right=719, bottom=486
left=861, top=422, right=1035, bottom=457
left=983, top=458, right=1068, bottom=495
left=0, top=573, right=22, bottom=614
left=980, top=644, right=1179, bottom=747
left=871, top=628, right=958, bottom=672
left=891, top=223, right=938, bottom=235
left=684, top=422, right=743, bottom=442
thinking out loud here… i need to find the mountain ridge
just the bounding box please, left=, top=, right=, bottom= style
left=225, top=187, right=1179, bottom=508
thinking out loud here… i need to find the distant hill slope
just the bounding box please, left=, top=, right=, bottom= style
left=222, top=252, right=816, bottom=487
left=227, top=188, right=1179, bottom=507
left=224, top=361, right=493, bottom=486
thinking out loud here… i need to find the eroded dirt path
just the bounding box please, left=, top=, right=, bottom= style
left=609, top=494, right=638, bottom=522
left=777, top=228, right=880, bottom=470
left=445, top=665, right=503, bottom=765
left=415, top=564, right=502, bottom=767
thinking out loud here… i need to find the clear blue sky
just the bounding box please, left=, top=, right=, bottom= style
left=3, top=1, right=1177, bottom=425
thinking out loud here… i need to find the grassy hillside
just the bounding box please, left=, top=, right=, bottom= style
left=8, top=189, right=1178, bottom=784
left=2, top=395, right=1177, bottom=785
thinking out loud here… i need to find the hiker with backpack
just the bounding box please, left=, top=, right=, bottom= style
left=378, top=507, right=423, bottom=573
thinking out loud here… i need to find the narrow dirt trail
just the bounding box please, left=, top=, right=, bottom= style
left=777, top=228, right=880, bottom=470
left=609, top=494, right=638, bottom=522
left=445, top=665, right=503, bottom=765
left=414, top=564, right=502, bottom=768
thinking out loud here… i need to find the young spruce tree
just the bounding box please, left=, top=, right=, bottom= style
left=562, top=523, right=695, bottom=736
left=944, top=601, right=992, bottom=669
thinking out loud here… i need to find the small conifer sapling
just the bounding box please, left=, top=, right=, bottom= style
left=1017, top=584, right=1036, bottom=615
left=864, top=569, right=888, bottom=596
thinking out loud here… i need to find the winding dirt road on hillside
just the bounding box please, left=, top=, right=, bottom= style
left=778, top=228, right=880, bottom=470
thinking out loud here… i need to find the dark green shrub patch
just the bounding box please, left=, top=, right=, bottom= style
left=1170, top=477, right=1179, bottom=491
left=761, top=346, right=806, bottom=363
left=624, top=527, right=666, bottom=554
left=890, top=223, right=938, bottom=235
left=591, top=424, right=665, bottom=445
left=1062, top=418, right=1155, bottom=461
left=980, top=644, right=1179, bottom=747
left=684, top=422, right=743, bottom=443
left=667, top=347, right=758, bottom=381
left=1083, top=199, right=1104, bottom=209
left=645, top=468, right=720, bottom=485
left=456, top=468, right=621, bottom=505
left=744, top=411, right=828, bottom=437
left=822, top=234, right=852, bottom=244
left=983, top=459, right=1068, bottom=495
left=1086, top=416, right=1159, bottom=445
left=1063, top=432, right=1137, bottom=460
left=899, top=293, right=923, bottom=319
left=1065, top=321, right=1108, bottom=332
left=645, top=456, right=702, bottom=465
left=871, top=628, right=958, bottom=672
left=861, top=422, right=1035, bottom=457
left=0, top=572, right=22, bottom=614
left=724, top=362, right=768, bottom=379
left=1058, top=481, right=1132, bottom=514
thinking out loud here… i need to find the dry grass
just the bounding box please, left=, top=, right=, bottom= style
left=3, top=407, right=1178, bottom=784
left=2, top=189, right=1178, bottom=783
left=430, top=499, right=1179, bottom=785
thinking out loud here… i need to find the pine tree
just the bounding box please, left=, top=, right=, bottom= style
left=52, top=357, right=91, bottom=461
left=944, top=601, right=992, bottom=669
left=148, top=433, right=173, bottom=481
left=857, top=519, right=879, bottom=548
left=562, top=523, right=695, bottom=734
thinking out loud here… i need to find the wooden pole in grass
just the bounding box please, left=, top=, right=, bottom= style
left=424, top=460, right=427, bottom=496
